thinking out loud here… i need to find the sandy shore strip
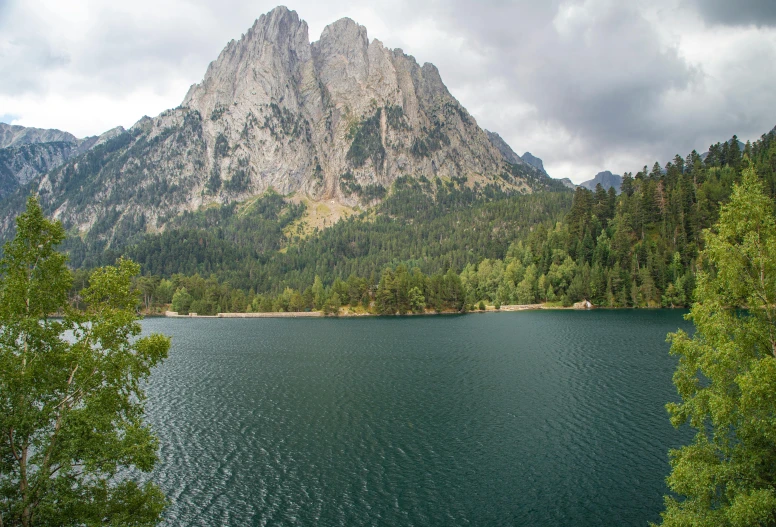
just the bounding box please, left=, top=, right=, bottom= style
left=163, top=303, right=574, bottom=319
left=165, top=311, right=322, bottom=318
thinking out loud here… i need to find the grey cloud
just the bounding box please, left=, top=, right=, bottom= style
left=404, top=2, right=699, bottom=164
left=525, top=5, right=696, bottom=143
left=397, top=0, right=776, bottom=178
left=73, top=16, right=218, bottom=95
left=0, top=1, right=260, bottom=98
left=0, top=36, right=70, bottom=95
left=0, top=3, right=67, bottom=95
left=691, top=0, right=776, bottom=27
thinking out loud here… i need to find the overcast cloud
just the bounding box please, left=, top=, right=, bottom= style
left=0, top=0, right=774, bottom=183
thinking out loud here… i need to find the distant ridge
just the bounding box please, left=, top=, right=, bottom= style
left=579, top=171, right=622, bottom=192
left=0, top=124, right=125, bottom=198
left=485, top=130, right=525, bottom=166
left=0, top=123, right=77, bottom=149
left=557, top=178, right=576, bottom=189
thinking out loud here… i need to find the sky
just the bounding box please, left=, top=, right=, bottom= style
left=1, top=0, right=775, bottom=183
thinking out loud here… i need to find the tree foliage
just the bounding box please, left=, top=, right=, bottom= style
left=0, top=197, right=169, bottom=526
left=657, top=166, right=776, bottom=526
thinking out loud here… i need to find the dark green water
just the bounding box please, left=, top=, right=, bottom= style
left=140, top=310, right=693, bottom=526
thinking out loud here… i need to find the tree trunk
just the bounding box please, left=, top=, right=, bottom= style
left=20, top=444, right=29, bottom=527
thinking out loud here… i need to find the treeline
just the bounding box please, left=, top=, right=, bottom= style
left=70, top=265, right=467, bottom=316
left=64, top=178, right=571, bottom=315
left=151, top=265, right=467, bottom=316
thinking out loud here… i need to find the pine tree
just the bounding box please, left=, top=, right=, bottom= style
left=312, top=275, right=326, bottom=310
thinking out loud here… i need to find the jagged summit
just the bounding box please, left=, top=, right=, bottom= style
left=183, top=6, right=311, bottom=113
left=172, top=5, right=528, bottom=205
left=3, top=6, right=549, bottom=247
left=521, top=152, right=546, bottom=174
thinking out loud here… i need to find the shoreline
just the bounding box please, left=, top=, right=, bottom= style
left=161, top=303, right=577, bottom=319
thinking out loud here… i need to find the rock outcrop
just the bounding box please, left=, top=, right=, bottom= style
left=558, top=178, right=576, bottom=189
left=521, top=151, right=546, bottom=174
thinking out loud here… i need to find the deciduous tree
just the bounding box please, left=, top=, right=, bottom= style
left=0, top=197, right=170, bottom=526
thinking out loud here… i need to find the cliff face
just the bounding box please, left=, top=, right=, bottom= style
left=0, top=142, right=76, bottom=195
left=6, top=6, right=548, bottom=246
left=180, top=8, right=523, bottom=203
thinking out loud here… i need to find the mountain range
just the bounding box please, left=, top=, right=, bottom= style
left=0, top=6, right=560, bottom=250
left=0, top=123, right=125, bottom=198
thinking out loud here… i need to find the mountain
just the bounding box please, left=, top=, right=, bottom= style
left=557, top=178, right=576, bottom=189
left=0, top=142, right=76, bottom=198
left=0, top=123, right=78, bottom=149
left=0, top=124, right=125, bottom=199
left=518, top=150, right=576, bottom=188
left=0, top=7, right=557, bottom=250
left=483, top=133, right=568, bottom=189
left=521, top=151, right=545, bottom=173
left=579, top=171, right=622, bottom=192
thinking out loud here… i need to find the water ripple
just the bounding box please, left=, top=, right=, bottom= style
left=139, top=311, right=693, bottom=526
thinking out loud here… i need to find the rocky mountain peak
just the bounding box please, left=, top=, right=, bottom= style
left=7, top=6, right=555, bottom=249
left=521, top=152, right=546, bottom=174
left=312, top=18, right=375, bottom=106
left=317, top=17, right=369, bottom=55
left=580, top=170, right=622, bottom=192
left=183, top=6, right=310, bottom=115
left=175, top=6, right=527, bottom=205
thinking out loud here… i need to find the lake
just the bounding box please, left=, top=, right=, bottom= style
left=139, top=310, right=693, bottom=526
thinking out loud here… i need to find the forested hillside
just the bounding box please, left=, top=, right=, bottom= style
left=461, top=131, right=776, bottom=309
left=63, top=127, right=776, bottom=315
left=87, top=176, right=572, bottom=314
